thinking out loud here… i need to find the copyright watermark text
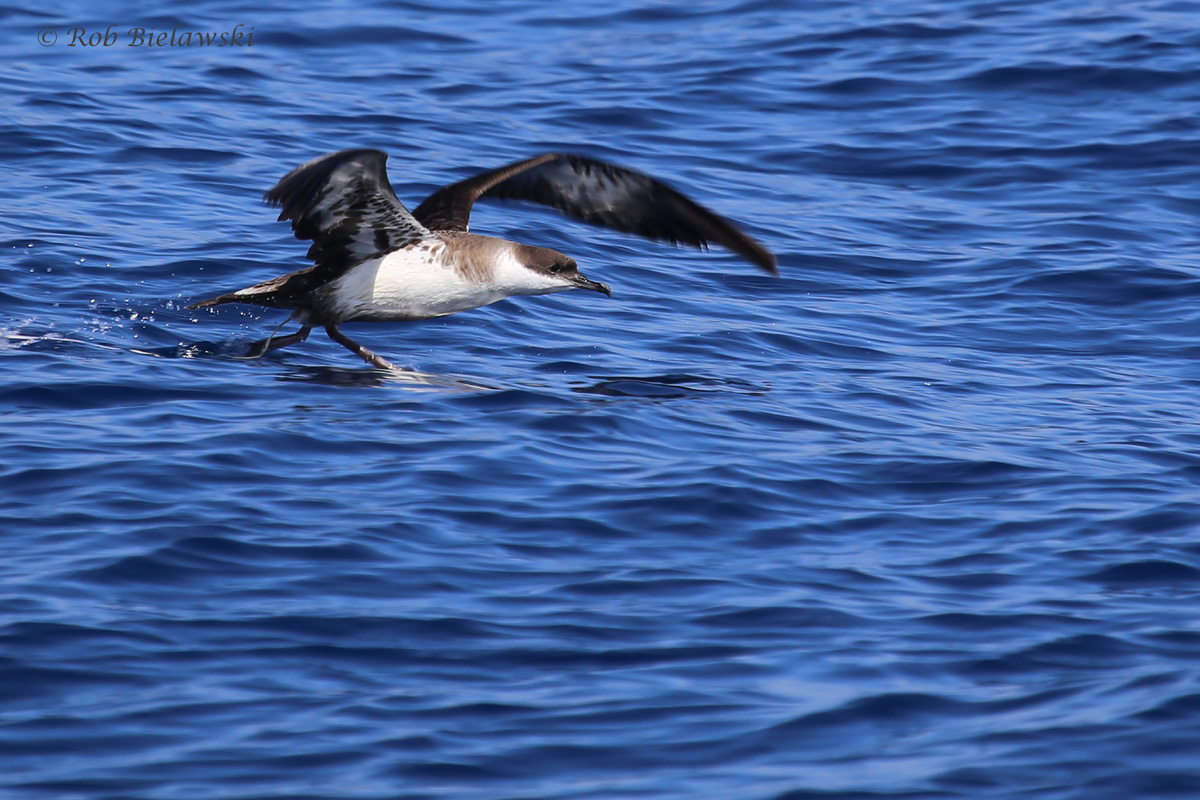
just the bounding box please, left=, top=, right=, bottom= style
left=39, top=25, right=255, bottom=48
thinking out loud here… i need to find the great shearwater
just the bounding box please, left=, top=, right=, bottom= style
left=188, top=149, right=777, bottom=370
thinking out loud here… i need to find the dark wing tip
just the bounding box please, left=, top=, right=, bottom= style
left=728, top=229, right=778, bottom=276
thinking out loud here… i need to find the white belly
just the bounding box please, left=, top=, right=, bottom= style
left=319, top=247, right=506, bottom=322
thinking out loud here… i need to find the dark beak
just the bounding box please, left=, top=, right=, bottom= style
left=571, top=273, right=611, bottom=297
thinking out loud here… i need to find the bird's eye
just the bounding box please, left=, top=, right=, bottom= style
left=549, top=264, right=564, bottom=274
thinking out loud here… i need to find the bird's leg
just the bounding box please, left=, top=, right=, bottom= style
left=241, top=325, right=312, bottom=358
left=324, top=324, right=400, bottom=371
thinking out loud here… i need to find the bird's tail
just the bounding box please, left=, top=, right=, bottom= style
left=186, top=267, right=316, bottom=311
left=186, top=291, right=240, bottom=310
left=185, top=286, right=285, bottom=310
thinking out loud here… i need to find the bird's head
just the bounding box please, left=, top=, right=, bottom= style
left=510, top=244, right=611, bottom=297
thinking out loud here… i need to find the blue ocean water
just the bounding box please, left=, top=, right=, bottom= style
left=4, top=0, right=1200, bottom=797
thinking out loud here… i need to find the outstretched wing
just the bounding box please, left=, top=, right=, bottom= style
left=411, top=153, right=777, bottom=275
left=266, top=148, right=434, bottom=280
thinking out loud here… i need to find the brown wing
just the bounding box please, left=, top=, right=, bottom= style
left=266, top=149, right=434, bottom=279
left=412, top=153, right=777, bottom=275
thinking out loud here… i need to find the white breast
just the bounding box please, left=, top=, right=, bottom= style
left=319, top=244, right=507, bottom=322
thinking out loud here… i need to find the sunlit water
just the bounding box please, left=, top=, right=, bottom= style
left=4, top=1, right=1200, bottom=798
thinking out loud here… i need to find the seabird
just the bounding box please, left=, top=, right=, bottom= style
left=188, top=149, right=777, bottom=370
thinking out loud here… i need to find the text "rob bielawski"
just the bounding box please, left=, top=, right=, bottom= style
left=52, top=25, right=255, bottom=47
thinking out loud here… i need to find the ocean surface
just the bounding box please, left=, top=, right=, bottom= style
left=4, top=1, right=1200, bottom=798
